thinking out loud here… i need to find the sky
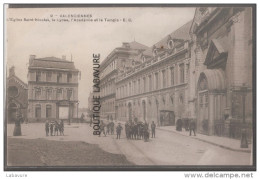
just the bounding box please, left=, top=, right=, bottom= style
left=5, top=7, right=195, bottom=108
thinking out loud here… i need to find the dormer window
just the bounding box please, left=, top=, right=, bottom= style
left=168, top=40, right=174, bottom=49
left=142, top=56, right=146, bottom=63
left=153, top=49, right=158, bottom=57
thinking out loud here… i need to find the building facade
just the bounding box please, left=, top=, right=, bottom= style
left=98, top=7, right=253, bottom=138
left=27, top=55, right=79, bottom=122
left=100, top=41, right=149, bottom=120
left=115, top=21, right=193, bottom=126
left=6, top=66, right=28, bottom=123
left=190, top=7, right=253, bottom=137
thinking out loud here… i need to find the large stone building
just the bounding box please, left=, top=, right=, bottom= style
left=190, top=7, right=253, bottom=137
left=27, top=55, right=79, bottom=122
left=100, top=41, right=149, bottom=120
left=98, top=7, right=253, bottom=138
left=6, top=66, right=28, bottom=123
left=115, top=21, right=193, bottom=126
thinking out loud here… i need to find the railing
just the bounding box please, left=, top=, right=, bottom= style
left=214, top=119, right=252, bottom=142
left=214, top=120, right=224, bottom=136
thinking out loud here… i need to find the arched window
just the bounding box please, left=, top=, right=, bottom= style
left=142, top=56, right=146, bottom=63
left=153, top=49, right=158, bottom=57
left=171, top=96, right=174, bottom=105
left=35, top=104, right=41, bottom=118
left=168, top=40, right=174, bottom=49
left=179, top=95, right=184, bottom=104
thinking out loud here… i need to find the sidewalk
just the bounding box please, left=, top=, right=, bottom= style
left=157, top=126, right=252, bottom=153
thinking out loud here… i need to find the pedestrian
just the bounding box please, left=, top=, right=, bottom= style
left=151, top=121, right=156, bottom=138
left=99, top=121, right=106, bottom=137
left=13, top=109, right=22, bottom=136
left=189, top=118, right=196, bottom=136
left=45, top=120, right=49, bottom=136
left=80, top=113, right=84, bottom=123
left=144, top=122, right=149, bottom=142
left=54, top=121, right=59, bottom=136
left=50, top=121, right=54, bottom=136
left=116, top=123, right=123, bottom=139
left=106, top=122, right=111, bottom=135
left=111, top=121, right=114, bottom=135
left=60, top=120, right=64, bottom=136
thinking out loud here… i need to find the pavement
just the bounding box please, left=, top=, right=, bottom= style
left=6, top=123, right=252, bottom=166
left=157, top=126, right=252, bottom=153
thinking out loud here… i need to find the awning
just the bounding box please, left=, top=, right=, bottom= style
left=198, top=69, right=226, bottom=92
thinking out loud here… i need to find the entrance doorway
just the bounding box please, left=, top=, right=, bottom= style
left=8, top=103, right=17, bottom=123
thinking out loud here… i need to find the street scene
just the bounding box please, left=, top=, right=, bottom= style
left=7, top=122, right=251, bottom=166
left=5, top=6, right=254, bottom=169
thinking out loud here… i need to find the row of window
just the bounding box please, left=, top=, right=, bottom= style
left=116, top=63, right=188, bottom=99
left=100, top=81, right=115, bottom=97
left=34, top=88, right=73, bottom=100
left=34, top=71, right=73, bottom=83
left=100, top=101, right=115, bottom=114
left=100, top=60, right=116, bottom=79
left=35, top=104, right=52, bottom=118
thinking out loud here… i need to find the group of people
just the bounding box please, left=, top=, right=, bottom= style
left=99, top=120, right=120, bottom=138
left=45, top=120, right=64, bottom=136
left=98, top=117, right=156, bottom=142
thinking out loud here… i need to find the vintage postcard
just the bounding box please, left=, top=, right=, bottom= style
left=4, top=4, right=256, bottom=171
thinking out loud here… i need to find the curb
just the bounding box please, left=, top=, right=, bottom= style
left=157, top=127, right=251, bottom=153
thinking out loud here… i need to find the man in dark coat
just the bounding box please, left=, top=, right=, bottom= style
left=54, top=121, right=59, bottom=136
left=99, top=121, right=106, bottom=137
left=189, top=119, right=196, bottom=136
left=110, top=121, right=114, bottom=135
left=50, top=121, right=54, bottom=136
left=13, top=110, right=22, bottom=136
left=80, top=113, right=84, bottom=123
left=151, top=121, right=156, bottom=138
left=60, top=120, right=64, bottom=135
left=116, top=123, right=123, bottom=139
left=45, top=120, right=50, bottom=136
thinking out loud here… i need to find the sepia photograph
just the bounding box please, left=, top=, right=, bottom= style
left=3, top=4, right=256, bottom=171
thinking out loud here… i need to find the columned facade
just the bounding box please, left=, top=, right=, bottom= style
left=27, top=55, right=79, bottom=122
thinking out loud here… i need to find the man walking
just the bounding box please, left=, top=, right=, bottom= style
left=151, top=121, right=156, bottom=138
left=116, top=123, right=123, bottom=139
left=189, top=118, right=196, bottom=136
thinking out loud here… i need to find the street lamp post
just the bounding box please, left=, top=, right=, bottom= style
left=232, top=83, right=251, bottom=148
left=240, top=84, right=251, bottom=148
left=77, top=101, right=79, bottom=123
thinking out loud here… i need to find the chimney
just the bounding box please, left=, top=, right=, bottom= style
left=62, top=55, right=66, bottom=60
left=122, top=42, right=130, bottom=48
left=29, top=55, right=36, bottom=65
left=9, top=66, right=15, bottom=76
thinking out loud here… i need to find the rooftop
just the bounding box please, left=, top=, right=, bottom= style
left=29, top=56, right=77, bottom=70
